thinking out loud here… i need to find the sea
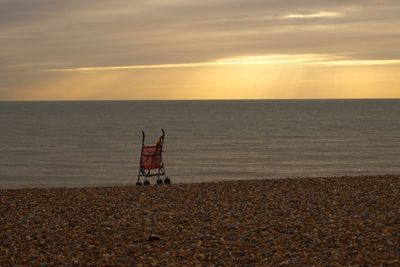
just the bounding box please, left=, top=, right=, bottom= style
left=0, top=99, right=399, bottom=188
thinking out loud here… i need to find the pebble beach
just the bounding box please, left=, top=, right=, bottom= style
left=1, top=175, right=399, bottom=266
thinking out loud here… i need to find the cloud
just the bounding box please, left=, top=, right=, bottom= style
left=0, top=0, right=400, bottom=99
left=45, top=53, right=400, bottom=73
left=281, top=11, right=342, bottom=19
left=1, top=1, right=400, bottom=67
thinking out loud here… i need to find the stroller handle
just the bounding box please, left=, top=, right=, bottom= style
left=141, top=130, right=145, bottom=144
left=142, top=129, right=164, bottom=144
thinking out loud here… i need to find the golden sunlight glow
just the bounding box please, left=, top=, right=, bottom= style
left=214, top=54, right=337, bottom=66
left=28, top=62, right=400, bottom=100
left=321, top=59, right=400, bottom=66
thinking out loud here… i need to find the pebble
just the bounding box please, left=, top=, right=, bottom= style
left=147, top=234, right=161, bottom=242
left=0, top=175, right=399, bottom=266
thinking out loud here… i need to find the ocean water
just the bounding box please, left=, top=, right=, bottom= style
left=0, top=99, right=399, bottom=188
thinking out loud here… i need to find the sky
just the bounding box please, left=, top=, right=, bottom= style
left=1, top=0, right=400, bottom=100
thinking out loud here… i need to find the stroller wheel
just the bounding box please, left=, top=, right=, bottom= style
left=164, top=177, right=171, bottom=184
left=144, top=180, right=151, bottom=185
left=136, top=181, right=142, bottom=186
left=157, top=179, right=163, bottom=185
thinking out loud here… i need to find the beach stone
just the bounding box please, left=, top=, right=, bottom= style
left=147, top=234, right=161, bottom=242
left=0, top=175, right=398, bottom=266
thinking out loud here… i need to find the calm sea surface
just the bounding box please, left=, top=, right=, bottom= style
left=0, top=100, right=399, bottom=188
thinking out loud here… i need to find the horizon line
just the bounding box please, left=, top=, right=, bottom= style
left=1, top=97, right=399, bottom=102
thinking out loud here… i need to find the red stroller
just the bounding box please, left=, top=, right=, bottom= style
left=136, top=129, right=171, bottom=185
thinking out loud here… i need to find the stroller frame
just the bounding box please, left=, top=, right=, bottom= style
left=136, top=129, right=170, bottom=185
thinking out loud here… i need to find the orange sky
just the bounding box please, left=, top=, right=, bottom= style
left=1, top=1, right=399, bottom=100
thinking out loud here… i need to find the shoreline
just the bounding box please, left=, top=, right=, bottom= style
left=1, top=175, right=399, bottom=265
left=1, top=174, right=399, bottom=190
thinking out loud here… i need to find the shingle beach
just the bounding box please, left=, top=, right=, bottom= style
left=1, top=175, right=399, bottom=266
